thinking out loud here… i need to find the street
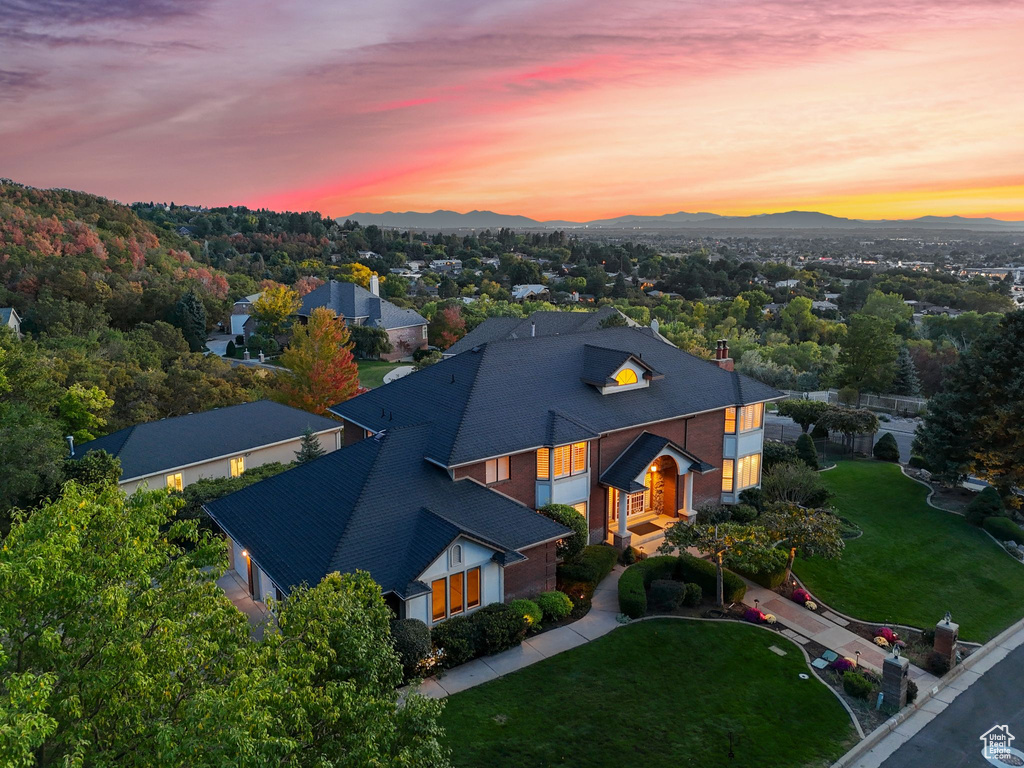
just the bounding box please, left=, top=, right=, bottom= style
left=765, top=413, right=919, bottom=464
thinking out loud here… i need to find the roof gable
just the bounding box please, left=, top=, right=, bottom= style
left=299, top=280, right=426, bottom=330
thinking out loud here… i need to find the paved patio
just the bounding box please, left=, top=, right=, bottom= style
left=412, top=566, right=626, bottom=698
left=217, top=568, right=271, bottom=639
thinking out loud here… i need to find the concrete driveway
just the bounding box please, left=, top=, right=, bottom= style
left=206, top=333, right=233, bottom=356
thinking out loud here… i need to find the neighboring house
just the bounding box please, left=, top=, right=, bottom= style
left=205, top=326, right=781, bottom=623
left=225, top=292, right=262, bottom=340
left=511, top=284, right=549, bottom=302
left=775, top=279, right=800, bottom=289
left=811, top=300, right=839, bottom=312
left=1, top=307, right=22, bottom=338
left=298, top=278, right=427, bottom=361
left=72, top=400, right=342, bottom=494
left=429, top=258, right=462, bottom=273
left=443, top=306, right=634, bottom=357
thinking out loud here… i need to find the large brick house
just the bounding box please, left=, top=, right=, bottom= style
left=205, top=324, right=780, bottom=626
left=297, top=277, right=427, bottom=361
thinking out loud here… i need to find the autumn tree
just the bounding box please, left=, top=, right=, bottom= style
left=252, top=284, right=301, bottom=338
left=760, top=502, right=844, bottom=583
left=428, top=305, right=467, bottom=349
left=0, top=482, right=449, bottom=767
left=275, top=307, right=359, bottom=414
left=335, top=263, right=374, bottom=289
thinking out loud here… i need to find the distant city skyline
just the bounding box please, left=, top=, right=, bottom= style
left=2, top=1, right=1023, bottom=220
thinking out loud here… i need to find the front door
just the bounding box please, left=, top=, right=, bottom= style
left=246, top=556, right=255, bottom=598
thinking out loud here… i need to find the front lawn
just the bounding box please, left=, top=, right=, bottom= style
left=440, top=619, right=854, bottom=768
left=356, top=360, right=405, bottom=389
left=795, top=461, right=1024, bottom=642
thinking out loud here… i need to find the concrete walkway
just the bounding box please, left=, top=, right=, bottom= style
left=217, top=569, right=270, bottom=640
left=412, top=566, right=625, bottom=698
left=742, top=581, right=936, bottom=687
left=382, top=365, right=414, bottom=384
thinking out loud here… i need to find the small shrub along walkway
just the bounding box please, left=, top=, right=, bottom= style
left=794, top=461, right=1024, bottom=642
left=439, top=619, right=856, bottom=768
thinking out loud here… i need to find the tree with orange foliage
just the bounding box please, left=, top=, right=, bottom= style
left=428, top=305, right=467, bottom=349
left=274, top=307, right=359, bottom=414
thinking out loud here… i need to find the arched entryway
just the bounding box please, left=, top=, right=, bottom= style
left=643, top=455, right=679, bottom=519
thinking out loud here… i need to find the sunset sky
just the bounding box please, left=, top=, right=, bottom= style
left=2, top=0, right=1023, bottom=221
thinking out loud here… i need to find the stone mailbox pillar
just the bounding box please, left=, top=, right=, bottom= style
left=934, top=617, right=959, bottom=669
left=882, top=654, right=910, bottom=709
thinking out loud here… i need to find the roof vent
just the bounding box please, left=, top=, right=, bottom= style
left=450, top=374, right=456, bottom=384
left=373, top=430, right=387, bottom=442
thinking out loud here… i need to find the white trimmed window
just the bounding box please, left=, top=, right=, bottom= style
left=485, top=456, right=510, bottom=484
left=627, top=491, right=645, bottom=516
left=726, top=404, right=764, bottom=434
left=166, top=473, right=183, bottom=492
left=431, top=566, right=482, bottom=623
left=723, top=454, right=761, bottom=492
left=539, top=442, right=588, bottom=480
left=230, top=456, right=245, bottom=478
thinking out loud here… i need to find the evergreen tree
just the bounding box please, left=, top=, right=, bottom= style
left=171, top=290, right=207, bottom=352
left=611, top=272, right=629, bottom=298
left=891, top=346, right=921, bottom=396
left=295, top=427, right=327, bottom=463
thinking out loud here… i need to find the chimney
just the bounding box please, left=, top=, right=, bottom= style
left=369, top=274, right=380, bottom=296
left=531, top=321, right=536, bottom=337
left=715, top=339, right=734, bottom=371
left=66, top=435, right=75, bottom=457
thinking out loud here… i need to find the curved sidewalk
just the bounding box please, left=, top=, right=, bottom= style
left=412, top=566, right=625, bottom=698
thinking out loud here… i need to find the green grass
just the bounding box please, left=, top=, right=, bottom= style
left=439, top=620, right=854, bottom=768
left=356, top=360, right=405, bottom=388
left=795, top=461, right=1024, bottom=642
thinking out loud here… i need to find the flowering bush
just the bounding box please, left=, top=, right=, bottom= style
left=792, top=588, right=812, bottom=604
left=875, top=627, right=898, bottom=644
left=894, top=639, right=907, bottom=649
left=873, top=636, right=890, bottom=648
left=831, top=657, right=855, bottom=673
left=764, top=613, right=777, bottom=625
left=744, top=607, right=766, bottom=624
left=805, top=600, right=818, bottom=611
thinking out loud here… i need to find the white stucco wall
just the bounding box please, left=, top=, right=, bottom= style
left=120, top=428, right=342, bottom=494
left=404, top=537, right=502, bottom=625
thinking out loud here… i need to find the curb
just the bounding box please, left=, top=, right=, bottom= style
left=830, top=613, right=1024, bottom=767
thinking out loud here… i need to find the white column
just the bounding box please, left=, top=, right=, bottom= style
left=618, top=491, right=628, bottom=537
left=685, top=472, right=695, bottom=523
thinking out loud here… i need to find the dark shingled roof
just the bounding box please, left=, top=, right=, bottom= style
left=75, top=401, right=341, bottom=481
left=332, top=326, right=782, bottom=467
left=298, top=280, right=426, bottom=330
left=600, top=431, right=714, bottom=493
left=579, top=344, right=661, bottom=387
left=444, top=306, right=627, bottom=356
left=204, top=425, right=569, bottom=596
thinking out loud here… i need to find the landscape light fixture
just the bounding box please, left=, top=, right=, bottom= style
left=944, top=611, right=952, bottom=625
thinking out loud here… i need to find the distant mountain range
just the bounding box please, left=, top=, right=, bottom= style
left=339, top=209, right=1024, bottom=232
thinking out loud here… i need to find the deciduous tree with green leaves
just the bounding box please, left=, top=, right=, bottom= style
left=839, top=314, right=900, bottom=394
left=776, top=398, right=830, bottom=432
left=759, top=502, right=845, bottom=583
left=252, top=284, right=301, bottom=338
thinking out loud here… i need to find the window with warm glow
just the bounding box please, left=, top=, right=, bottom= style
left=724, top=407, right=737, bottom=434
left=549, top=442, right=588, bottom=479
left=739, top=403, right=764, bottom=431
left=736, top=453, right=762, bottom=490
left=607, top=487, right=620, bottom=520
left=614, top=368, right=638, bottom=385
left=572, top=501, right=587, bottom=517
left=166, top=473, right=183, bottom=492
left=722, top=459, right=735, bottom=493
left=449, top=572, right=464, bottom=615
left=485, top=456, right=510, bottom=484
left=572, top=442, right=587, bottom=473
left=466, top=567, right=481, bottom=609
left=536, top=448, right=550, bottom=479
left=431, top=579, right=446, bottom=622
left=230, top=456, right=245, bottom=478
left=627, top=491, right=645, bottom=516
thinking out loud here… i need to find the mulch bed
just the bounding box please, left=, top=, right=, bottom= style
left=929, top=484, right=976, bottom=513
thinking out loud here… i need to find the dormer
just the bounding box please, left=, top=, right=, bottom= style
left=580, top=344, right=663, bottom=394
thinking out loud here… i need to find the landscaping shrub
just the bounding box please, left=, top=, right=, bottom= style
left=412, top=347, right=435, bottom=362
left=761, top=461, right=831, bottom=507
left=225, top=340, right=236, bottom=358
left=390, top=618, right=431, bottom=678
left=674, top=553, right=746, bottom=603
left=729, top=553, right=789, bottom=590
left=730, top=504, right=759, bottom=524
left=908, top=455, right=930, bottom=470
left=619, top=546, right=638, bottom=566
left=831, top=657, right=854, bottom=673
left=842, top=671, right=874, bottom=699
left=536, top=590, right=574, bottom=622
left=792, top=588, right=811, bottom=604
left=682, top=582, right=702, bottom=607
left=475, top=603, right=528, bottom=655
left=557, top=544, right=619, bottom=585
left=431, top=615, right=481, bottom=668
left=873, top=432, right=900, bottom=463
left=763, top=441, right=799, bottom=469
left=966, top=487, right=1006, bottom=526
left=617, top=565, right=647, bottom=619
left=235, top=334, right=244, bottom=346
left=795, top=433, right=819, bottom=470
left=739, top=487, right=765, bottom=513
left=983, top=516, right=1024, bottom=545
left=538, top=503, right=588, bottom=561
left=907, top=679, right=918, bottom=704
left=648, top=579, right=687, bottom=611
left=509, top=598, right=543, bottom=630
left=927, top=651, right=951, bottom=676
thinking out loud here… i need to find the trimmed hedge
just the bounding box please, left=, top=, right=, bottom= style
left=842, top=671, right=874, bottom=699
left=683, top=582, right=702, bottom=607
left=983, top=516, right=1024, bottom=545
left=537, top=590, right=574, bottom=621
left=509, top=598, right=543, bottom=629
left=539, top=503, right=588, bottom=561
left=649, top=579, right=687, bottom=611
left=390, top=618, right=431, bottom=678
left=873, top=432, right=900, bottom=462
left=730, top=562, right=788, bottom=591
left=431, top=603, right=528, bottom=667
left=557, top=545, right=619, bottom=585
left=617, top=556, right=678, bottom=618
left=674, top=553, right=747, bottom=603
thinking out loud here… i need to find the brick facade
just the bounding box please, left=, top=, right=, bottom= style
left=503, top=540, right=558, bottom=601
left=383, top=324, right=427, bottom=361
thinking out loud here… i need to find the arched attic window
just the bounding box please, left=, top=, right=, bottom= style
left=450, top=544, right=463, bottom=568
left=614, top=368, right=639, bottom=386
